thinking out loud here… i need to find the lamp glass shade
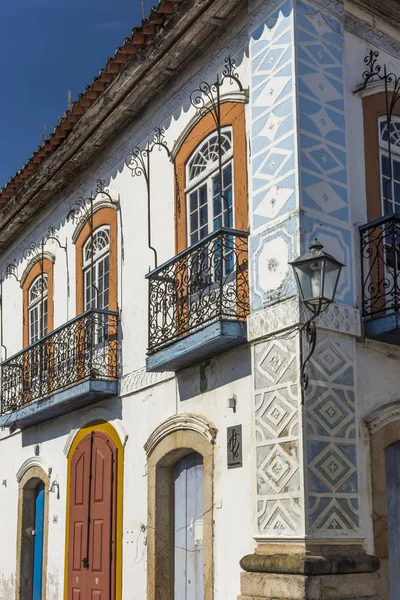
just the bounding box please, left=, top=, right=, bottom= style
left=290, top=240, right=343, bottom=314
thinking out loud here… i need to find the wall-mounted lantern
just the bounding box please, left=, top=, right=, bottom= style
left=289, top=239, right=344, bottom=391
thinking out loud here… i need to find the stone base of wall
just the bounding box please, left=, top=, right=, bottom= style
left=238, top=553, right=381, bottom=599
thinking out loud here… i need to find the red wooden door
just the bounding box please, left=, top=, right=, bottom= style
left=67, top=430, right=117, bottom=600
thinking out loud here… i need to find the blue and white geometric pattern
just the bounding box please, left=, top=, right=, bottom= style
left=251, top=0, right=296, bottom=233
left=305, top=334, right=359, bottom=534
left=297, top=0, right=349, bottom=222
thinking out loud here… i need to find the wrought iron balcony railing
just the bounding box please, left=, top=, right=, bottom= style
left=0, top=309, right=118, bottom=415
left=360, top=214, right=400, bottom=319
left=146, top=227, right=249, bottom=353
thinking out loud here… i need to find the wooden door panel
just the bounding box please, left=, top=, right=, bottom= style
left=72, top=522, right=84, bottom=571
left=68, top=431, right=116, bottom=600
left=385, top=442, right=400, bottom=600
left=174, top=452, right=204, bottom=600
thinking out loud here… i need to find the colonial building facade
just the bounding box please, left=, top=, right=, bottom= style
left=0, top=0, right=400, bottom=598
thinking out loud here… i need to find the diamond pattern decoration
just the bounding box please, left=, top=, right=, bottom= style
left=258, top=341, right=294, bottom=384
left=309, top=444, right=356, bottom=492
left=311, top=338, right=351, bottom=382
left=259, top=444, right=298, bottom=494
left=258, top=389, right=297, bottom=439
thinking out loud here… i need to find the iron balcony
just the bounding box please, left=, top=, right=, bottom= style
left=146, top=227, right=249, bottom=371
left=360, top=213, right=400, bottom=344
left=0, top=308, right=119, bottom=428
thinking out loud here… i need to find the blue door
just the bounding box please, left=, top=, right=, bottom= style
left=32, top=482, right=45, bottom=600
left=174, top=452, right=204, bottom=600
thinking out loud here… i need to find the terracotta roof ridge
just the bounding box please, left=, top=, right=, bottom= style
left=0, top=0, right=185, bottom=203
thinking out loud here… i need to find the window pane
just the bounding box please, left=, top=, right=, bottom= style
left=199, top=184, right=207, bottom=206
left=394, top=183, right=400, bottom=203
left=200, top=205, right=208, bottom=227
left=213, top=175, right=220, bottom=196
left=223, top=163, right=232, bottom=189
left=213, top=195, right=221, bottom=216
left=190, top=191, right=198, bottom=213
left=382, top=155, right=390, bottom=177
left=191, top=232, right=199, bottom=245
left=394, top=159, right=400, bottom=182
left=200, top=225, right=208, bottom=239
left=190, top=212, right=198, bottom=233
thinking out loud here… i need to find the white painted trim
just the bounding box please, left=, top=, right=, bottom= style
left=144, top=413, right=218, bottom=457
left=365, top=400, right=400, bottom=435
left=71, top=199, right=118, bottom=245
left=20, top=251, right=55, bottom=288
left=254, top=536, right=366, bottom=545
left=170, top=90, right=249, bottom=160
left=16, top=456, right=51, bottom=482
left=63, top=405, right=128, bottom=457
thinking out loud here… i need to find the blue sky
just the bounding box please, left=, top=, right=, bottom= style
left=0, top=0, right=147, bottom=187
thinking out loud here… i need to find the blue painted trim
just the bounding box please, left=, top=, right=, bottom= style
left=32, top=482, right=45, bottom=600
left=365, top=314, right=400, bottom=346
left=146, top=319, right=247, bottom=372
left=0, top=379, right=118, bottom=429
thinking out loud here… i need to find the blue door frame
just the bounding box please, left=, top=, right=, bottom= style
left=32, top=482, right=45, bottom=600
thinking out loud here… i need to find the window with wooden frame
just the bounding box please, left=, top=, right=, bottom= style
left=22, top=258, right=54, bottom=349
left=379, top=115, right=400, bottom=216
left=28, top=275, right=48, bottom=345
left=186, top=128, right=234, bottom=246
left=175, top=101, right=248, bottom=254
left=75, top=207, right=117, bottom=316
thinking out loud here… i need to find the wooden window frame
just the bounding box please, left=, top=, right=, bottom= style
left=75, top=207, right=118, bottom=315
left=363, top=92, right=400, bottom=222
left=175, top=101, right=248, bottom=254
left=22, top=259, right=54, bottom=349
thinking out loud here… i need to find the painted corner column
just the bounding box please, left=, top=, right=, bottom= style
left=248, top=0, right=361, bottom=548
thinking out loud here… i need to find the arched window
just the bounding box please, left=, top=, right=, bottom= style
left=28, top=274, right=48, bottom=344
left=186, top=128, right=233, bottom=246
left=75, top=207, right=117, bottom=316
left=175, top=102, right=248, bottom=254
left=83, top=226, right=110, bottom=311
left=22, top=258, right=54, bottom=349
left=379, top=116, right=400, bottom=215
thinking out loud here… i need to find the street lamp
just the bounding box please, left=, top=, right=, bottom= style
left=289, top=239, right=344, bottom=391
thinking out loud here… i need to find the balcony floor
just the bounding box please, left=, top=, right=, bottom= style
left=146, top=319, right=247, bottom=372
left=0, top=379, right=118, bottom=430
left=364, top=313, right=400, bottom=345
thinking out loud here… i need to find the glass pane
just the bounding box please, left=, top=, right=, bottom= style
left=190, top=191, right=198, bottom=213
left=200, top=205, right=208, bottom=227
left=394, top=159, right=400, bottom=182
left=322, top=259, right=341, bottom=303
left=199, top=184, right=207, bottom=206
left=382, top=155, right=390, bottom=177
left=223, top=163, right=232, bottom=189
left=190, top=212, right=198, bottom=233
left=200, top=225, right=208, bottom=239
left=395, top=183, right=400, bottom=203
left=191, top=232, right=198, bottom=245
left=213, top=195, right=221, bottom=216
left=213, top=175, right=220, bottom=196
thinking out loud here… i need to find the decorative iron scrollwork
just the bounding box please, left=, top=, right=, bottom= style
left=146, top=228, right=249, bottom=353
left=359, top=214, right=400, bottom=319
left=0, top=309, right=118, bottom=415
left=125, top=127, right=171, bottom=268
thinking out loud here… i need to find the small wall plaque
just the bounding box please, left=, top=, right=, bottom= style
left=227, top=425, right=243, bottom=469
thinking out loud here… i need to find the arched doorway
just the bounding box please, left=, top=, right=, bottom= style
left=145, top=415, right=215, bottom=600
left=66, top=426, right=121, bottom=600
left=16, top=464, right=49, bottom=600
